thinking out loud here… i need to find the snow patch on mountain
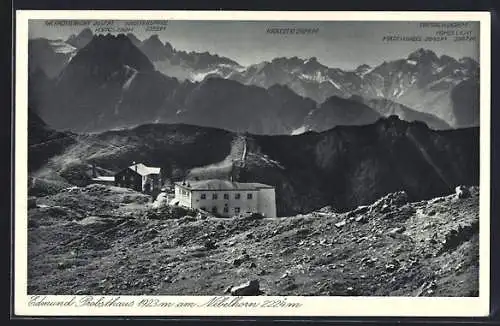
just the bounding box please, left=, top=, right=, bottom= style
left=300, top=72, right=329, bottom=83
left=122, top=66, right=139, bottom=90
left=191, top=69, right=221, bottom=82
left=375, top=88, right=385, bottom=97
left=328, top=79, right=342, bottom=90
left=291, top=126, right=307, bottom=135
left=49, top=40, right=77, bottom=54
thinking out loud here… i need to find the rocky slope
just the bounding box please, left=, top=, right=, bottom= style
left=219, top=49, right=480, bottom=128
left=29, top=116, right=478, bottom=216
left=30, top=34, right=318, bottom=134
left=27, top=184, right=479, bottom=296
left=174, top=78, right=316, bottom=135
left=350, top=96, right=451, bottom=130
left=358, top=49, right=479, bottom=128
left=131, top=36, right=478, bottom=128
left=36, top=34, right=182, bottom=132
left=131, top=34, right=243, bottom=82
left=304, top=96, right=382, bottom=132
left=28, top=28, right=91, bottom=85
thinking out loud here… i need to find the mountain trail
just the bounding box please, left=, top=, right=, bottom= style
left=187, top=134, right=247, bottom=180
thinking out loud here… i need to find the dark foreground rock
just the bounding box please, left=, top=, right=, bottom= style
left=230, top=280, right=262, bottom=296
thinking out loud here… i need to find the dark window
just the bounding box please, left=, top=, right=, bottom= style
left=247, top=193, right=253, bottom=199
left=224, top=193, right=229, bottom=200
left=212, top=206, right=218, bottom=213
left=201, top=193, right=206, bottom=199
left=234, top=207, right=240, bottom=214
left=212, top=193, right=218, bottom=200
left=235, top=193, right=241, bottom=200
left=223, top=207, right=229, bottom=213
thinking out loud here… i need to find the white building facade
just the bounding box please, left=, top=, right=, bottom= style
left=172, top=179, right=277, bottom=218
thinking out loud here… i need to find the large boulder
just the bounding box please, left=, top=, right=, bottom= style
left=455, top=185, right=471, bottom=199
left=152, top=192, right=169, bottom=209
left=371, top=190, right=409, bottom=212
left=230, top=279, right=261, bottom=296
left=388, top=191, right=409, bottom=206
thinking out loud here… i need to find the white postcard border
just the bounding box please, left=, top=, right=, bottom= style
left=14, top=10, right=492, bottom=317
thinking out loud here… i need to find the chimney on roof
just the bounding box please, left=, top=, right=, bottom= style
left=187, top=182, right=191, bottom=187
left=133, top=161, right=137, bottom=173
left=182, top=179, right=186, bottom=186
left=91, top=164, right=97, bottom=178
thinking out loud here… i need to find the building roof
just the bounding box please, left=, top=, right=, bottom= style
left=174, top=179, right=274, bottom=191
left=92, top=176, right=115, bottom=182
left=127, top=163, right=161, bottom=176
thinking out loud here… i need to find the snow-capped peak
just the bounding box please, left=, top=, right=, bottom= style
left=48, top=40, right=77, bottom=54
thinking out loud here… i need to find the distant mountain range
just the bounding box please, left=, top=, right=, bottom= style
left=28, top=29, right=480, bottom=134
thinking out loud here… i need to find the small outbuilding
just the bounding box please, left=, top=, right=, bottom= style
left=90, top=176, right=115, bottom=186
left=114, top=162, right=162, bottom=195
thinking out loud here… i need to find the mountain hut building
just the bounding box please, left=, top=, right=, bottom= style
left=171, top=179, right=276, bottom=218
left=114, top=163, right=162, bottom=195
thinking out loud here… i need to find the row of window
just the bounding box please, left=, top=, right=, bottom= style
left=201, top=206, right=241, bottom=214
left=200, top=193, right=253, bottom=200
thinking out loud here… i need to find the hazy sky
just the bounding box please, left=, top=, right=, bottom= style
left=29, top=20, right=480, bottom=70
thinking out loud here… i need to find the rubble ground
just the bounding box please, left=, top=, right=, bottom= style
left=28, top=184, right=479, bottom=296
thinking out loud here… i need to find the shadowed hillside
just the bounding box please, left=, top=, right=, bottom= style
left=244, top=117, right=478, bottom=214
left=28, top=108, right=76, bottom=172
left=30, top=115, right=478, bottom=216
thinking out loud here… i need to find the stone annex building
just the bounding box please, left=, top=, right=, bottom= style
left=172, top=179, right=277, bottom=218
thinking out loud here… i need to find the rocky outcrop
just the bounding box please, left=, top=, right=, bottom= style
left=28, top=184, right=479, bottom=296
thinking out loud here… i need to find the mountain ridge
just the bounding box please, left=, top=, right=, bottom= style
left=29, top=114, right=479, bottom=216
left=28, top=32, right=478, bottom=133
